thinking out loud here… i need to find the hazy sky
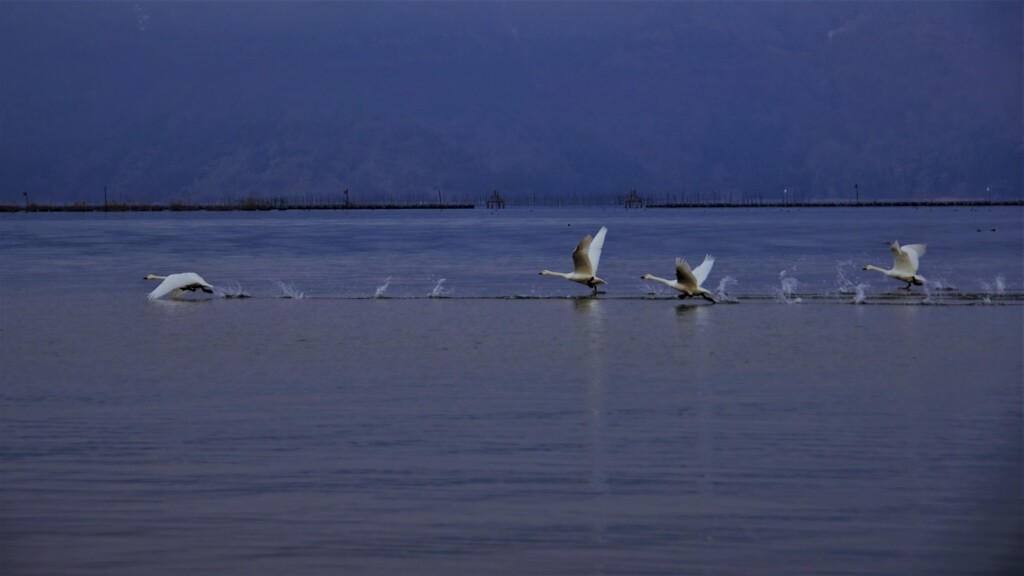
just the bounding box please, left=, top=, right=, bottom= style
left=1, top=1, right=1021, bottom=204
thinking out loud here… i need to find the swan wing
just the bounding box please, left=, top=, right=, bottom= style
left=890, top=242, right=921, bottom=274
left=147, top=272, right=212, bottom=300
left=572, top=234, right=595, bottom=275
left=587, top=226, right=608, bottom=275
left=674, top=258, right=699, bottom=290
left=903, top=243, right=926, bottom=259
left=148, top=276, right=183, bottom=300
left=690, top=254, right=715, bottom=286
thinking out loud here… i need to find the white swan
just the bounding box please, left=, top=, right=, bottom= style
left=144, top=273, right=214, bottom=300
left=641, top=255, right=716, bottom=303
left=539, top=226, right=608, bottom=295
left=863, top=241, right=926, bottom=289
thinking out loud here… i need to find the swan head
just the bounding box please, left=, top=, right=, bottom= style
left=641, top=274, right=652, bottom=280
left=143, top=274, right=164, bottom=281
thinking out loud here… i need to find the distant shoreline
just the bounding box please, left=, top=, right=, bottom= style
left=0, top=199, right=1020, bottom=213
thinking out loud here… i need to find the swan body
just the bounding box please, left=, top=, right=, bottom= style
left=642, top=255, right=716, bottom=303
left=144, top=273, right=214, bottom=300
left=539, top=226, right=608, bottom=294
left=863, top=241, right=926, bottom=289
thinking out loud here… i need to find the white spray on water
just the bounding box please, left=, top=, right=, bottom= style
left=220, top=282, right=251, bottom=299
left=920, top=279, right=942, bottom=305
left=375, top=277, right=392, bottom=298
left=775, top=271, right=802, bottom=304
left=851, top=282, right=870, bottom=304
left=980, top=274, right=1006, bottom=296
left=275, top=280, right=305, bottom=299
left=832, top=260, right=858, bottom=295
left=713, top=276, right=739, bottom=303
left=977, top=274, right=1006, bottom=305
left=429, top=278, right=453, bottom=298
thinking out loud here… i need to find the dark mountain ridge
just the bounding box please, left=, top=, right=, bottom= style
left=1, top=1, right=1020, bottom=205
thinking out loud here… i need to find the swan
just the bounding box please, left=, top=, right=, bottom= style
left=539, top=226, right=608, bottom=294
left=641, top=255, right=716, bottom=303
left=863, top=241, right=926, bottom=289
left=144, top=273, right=214, bottom=300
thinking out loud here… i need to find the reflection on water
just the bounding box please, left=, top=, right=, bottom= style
left=573, top=298, right=610, bottom=551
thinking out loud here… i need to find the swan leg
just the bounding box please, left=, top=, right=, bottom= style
left=903, top=282, right=913, bottom=290
left=701, top=294, right=716, bottom=304
left=202, top=287, right=213, bottom=294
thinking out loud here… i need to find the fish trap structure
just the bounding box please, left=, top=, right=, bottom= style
left=486, top=190, right=506, bottom=209
left=624, top=189, right=644, bottom=209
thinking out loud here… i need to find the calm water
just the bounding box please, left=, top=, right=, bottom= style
left=1, top=207, right=1022, bottom=575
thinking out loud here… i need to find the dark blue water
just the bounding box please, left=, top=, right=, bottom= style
left=1, top=208, right=1022, bottom=575
left=0, top=206, right=1020, bottom=299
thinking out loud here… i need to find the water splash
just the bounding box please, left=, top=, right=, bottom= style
left=980, top=274, right=1006, bottom=296
left=851, top=282, right=870, bottom=304
left=429, top=278, right=453, bottom=298
left=920, top=279, right=940, bottom=305
left=713, top=276, right=739, bottom=303
left=833, top=260, right=858, bottom=295
left=775, top=271, right=802, bottom=304
left=375, top=277, right=392, bottom=299
left=220, top=282, right=251, bottom=299
left=275, top=280, right=305, bottom=299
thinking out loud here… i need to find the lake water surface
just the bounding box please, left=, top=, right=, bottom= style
left=1, top=207, right=1021, bottom=575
